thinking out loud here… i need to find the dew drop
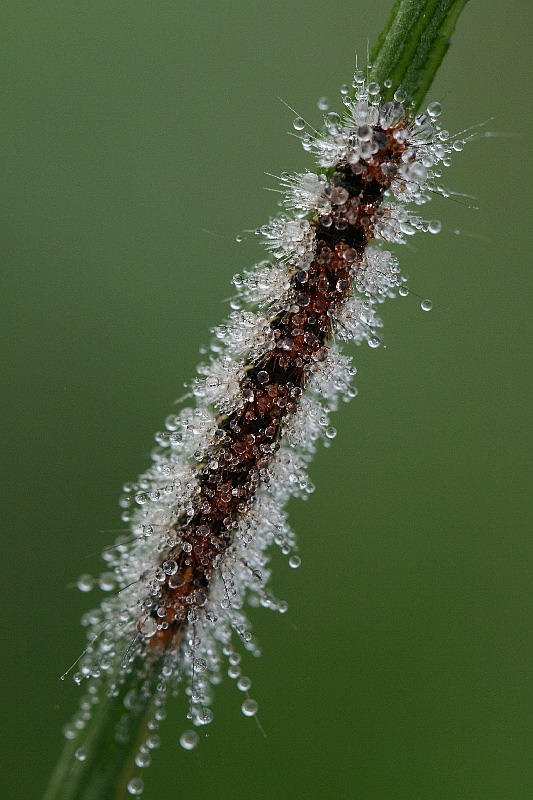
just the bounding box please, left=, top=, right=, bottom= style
left=145, top=733, right=161, bottom=750
left=77, top=574, right=94, bottom=593
left=63, top=724, right=77, bottom=740
left=289, top=555, right=301, bottom=569
left=180, top=729, right=199, bottom=750
left=74, top=747, right=87, bottom=762
left=237, top=676, right=252, bottom=692
left=241, top=698, right=258, bottom=717
left=426, top=101, right=442, bottom=119
left=421, top=299, right=433, bottom=312
left=235, top=235, right=243, bottom=243
left=135, top=751, right=152, bottom=768
left=127, top=777, right=144, bottom=795
left=400, top=222, right=416, bottom=236
left=98, top=572, right=116, bottom=592
left=317, top=96, right=329, bottom=111
left=137, top=615, right=157, bottom=638
left=196, top=707, right=213, bottom=726
left=293, top=117, right=305, bottom=131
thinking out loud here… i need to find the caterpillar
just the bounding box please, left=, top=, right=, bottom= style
left=63, top=72, right=469, bottom=793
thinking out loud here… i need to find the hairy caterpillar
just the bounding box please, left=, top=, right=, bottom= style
left=61, top=71, right=472, bottom=795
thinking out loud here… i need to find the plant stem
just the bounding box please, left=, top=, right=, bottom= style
left=369, top=0, right=470, bottom=112
left=43, top=1, right=470, bottom=797
left=43, top=666, right=158, bottom=800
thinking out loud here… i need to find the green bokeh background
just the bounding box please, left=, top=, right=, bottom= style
left=2, top=2, right=531, bottom=798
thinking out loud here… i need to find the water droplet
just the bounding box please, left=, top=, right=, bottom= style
left=237, top=676, right=252, bottom=692
left=428, top=219, right=441, bottom=234
left=421, top=299, right=433, bottom=312
left=289, top=555, right=301, bottom=569
left=426, top=101, right=442, bottom=119
left=74, top=747, right=87, bottom=762
left=196, top=707, right=213, bottom=726
left=235, top=235, right=243, bottom=243
left=77, top=574, right=94, bottom=593
left=98, top=572, right=116, bottom=592
left=137, top=615, right=157, bottom=638
left=180, top=729, right=199, bottom=750
left=357, top=124, right=372, bottom=142
left=317, top=96, right=329, bottom=111
left=135, top=751, right=152, bottom=768
left=400, top=222, right=416, bottom=236
left=145, top=733, right=161, bottom=750
left=127, top=777, right=144, bottom=795
left=241, top=698, right=258, bottom=717
left=293, top=117, right=305, bottom=131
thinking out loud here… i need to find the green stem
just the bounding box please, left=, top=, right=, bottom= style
left=43, top=665, right=157, bottom=800
left=43, top=1, right=470, bottom=797
left=369, top=0, right=470, bottom=112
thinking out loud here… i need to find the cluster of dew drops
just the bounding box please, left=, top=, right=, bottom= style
left=287, top=71, right=474, bottom=318
left=64, top=73, right=478, bottom=795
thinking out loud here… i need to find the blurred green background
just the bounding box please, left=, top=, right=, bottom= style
left=2, top=2, right=531, bottom=798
